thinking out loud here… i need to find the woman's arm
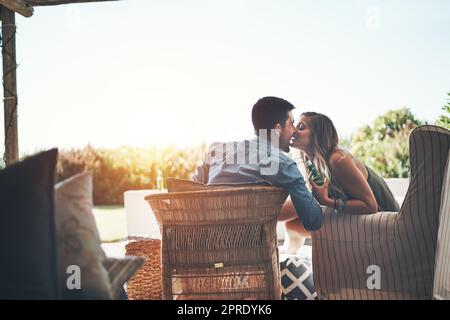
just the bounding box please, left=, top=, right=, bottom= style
left=311, top=154, right=378, bottom=214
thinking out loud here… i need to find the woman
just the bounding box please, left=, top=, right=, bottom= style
left=279, top=112, right=399, bottom=253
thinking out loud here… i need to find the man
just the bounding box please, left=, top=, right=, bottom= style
left=193, top=96, right=323, bottom=245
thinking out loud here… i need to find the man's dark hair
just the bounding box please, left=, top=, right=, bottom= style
left=251, top=96, right=295, bottom=133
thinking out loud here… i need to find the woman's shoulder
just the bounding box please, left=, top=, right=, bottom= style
left=329, top=149, right=352, bottom=168
left=329, top=148, right=368, bottom=179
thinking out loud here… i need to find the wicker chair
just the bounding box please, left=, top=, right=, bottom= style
left=145, top=186, right=288, bottom=300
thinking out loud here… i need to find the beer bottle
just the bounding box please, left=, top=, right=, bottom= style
left=306, top=159, right=325, bottom=186
left=156, top=170, right=164, bottom=191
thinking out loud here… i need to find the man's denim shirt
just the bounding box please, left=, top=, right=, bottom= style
left=193, top=136, right=323, bottom=231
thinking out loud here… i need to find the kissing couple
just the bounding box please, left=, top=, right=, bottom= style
left=193, top=96, right=399, bottom=253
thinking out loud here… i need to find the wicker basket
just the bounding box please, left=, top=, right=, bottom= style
left=145, top=186, right=288, bottom=300
left=125, top=237, right=162, bottom=300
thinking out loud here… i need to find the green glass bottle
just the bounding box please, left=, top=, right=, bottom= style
left=306, top=159, right=325, bottom=186
left=156, top=169, right=164, bottom=191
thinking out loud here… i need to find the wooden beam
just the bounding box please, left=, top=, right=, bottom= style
left=26, top=0, right=118, bottom=6
left=1, top=6, right=19, bottom=166
left=0, top=0, right=33, bottom=17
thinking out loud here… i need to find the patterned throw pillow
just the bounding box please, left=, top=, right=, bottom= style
left=55, top=172, right=145, bottom=300
left=280, top=250, right=317, bottom=300
left=55, top=172, right=112, bottom=299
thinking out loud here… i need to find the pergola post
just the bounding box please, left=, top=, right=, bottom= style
left=0, top=0, right=117, bottom=166
left=1, top=5, right=19, bottom=166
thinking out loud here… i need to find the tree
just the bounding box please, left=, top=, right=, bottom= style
left=436, top=92, right=450, bottom=130
left=351, top=108, right=423, bottom=178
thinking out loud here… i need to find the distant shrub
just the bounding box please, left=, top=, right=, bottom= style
left=351, top=108, right=423, bottom=178
left=57, top=145, right=206, bottom=205
left=436, top=92, right=450, bottom=130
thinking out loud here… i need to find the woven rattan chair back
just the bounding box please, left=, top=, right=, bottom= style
left=146, top=186, right=288, bottom=300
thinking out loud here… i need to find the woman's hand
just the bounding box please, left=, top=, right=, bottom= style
left=310, top=177, right=331, bottom=205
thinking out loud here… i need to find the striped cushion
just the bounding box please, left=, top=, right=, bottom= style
left=312, top=125, right=450, bottom=300
left=103, top=256, right=145, bottom=300
left=433, top=149, right=450, bottom=300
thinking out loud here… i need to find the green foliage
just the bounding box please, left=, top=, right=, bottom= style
left=436, top=92, right=450, bottom=130
left=351, top=108, right=423, bottom=178
left=57, top=145, right=206, bottom=205
left=339, top=136, right=352, bottom=150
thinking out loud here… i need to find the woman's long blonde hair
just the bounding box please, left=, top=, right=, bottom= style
left=299, top=112, right=346, bottom=199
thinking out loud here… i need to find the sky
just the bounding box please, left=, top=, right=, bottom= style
left=1, top=0, right=449, bottom=155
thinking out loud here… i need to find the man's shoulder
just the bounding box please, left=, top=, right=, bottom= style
left=266, top=149, right=296, bottom=166
left=204, top=139, right=297, bottom=168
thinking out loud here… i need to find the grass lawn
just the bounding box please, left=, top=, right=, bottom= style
left=92, top=206, right=127, bottom=243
